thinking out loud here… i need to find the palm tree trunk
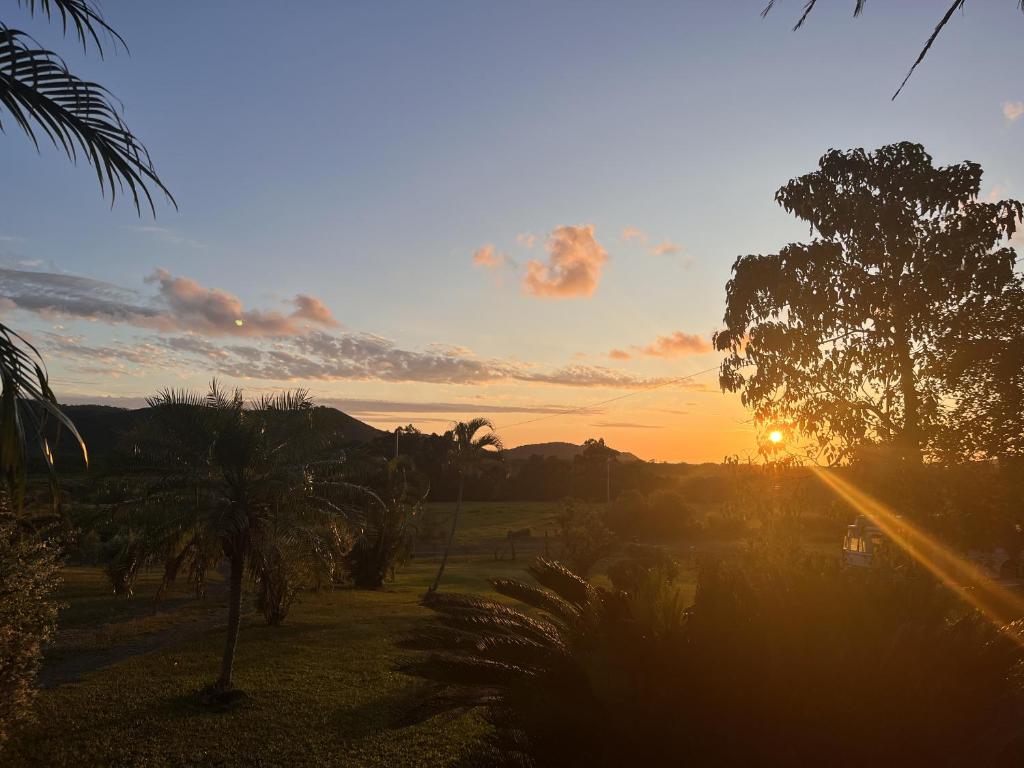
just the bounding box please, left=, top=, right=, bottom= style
left=426, top=475, right=462, bottom=596
left=216, top=550, right=244, bottom=691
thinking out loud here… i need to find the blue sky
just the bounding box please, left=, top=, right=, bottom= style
left=1, top=1, right=1022, bottom=461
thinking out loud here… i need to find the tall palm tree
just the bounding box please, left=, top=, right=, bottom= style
left=425, top=417, right=501, bottom=596
left=109, top=383, right=353, bottom=695
left=1, top=0, right=173, bottom=502
left=762, top=1, right=1024, bottom=99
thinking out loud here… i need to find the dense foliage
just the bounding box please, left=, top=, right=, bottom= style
left=0, top=518, right=60, bottom=745
left=343, top=456, right=427, bottom=589
left=409, top=545, right=1024, bottom=767
left=716, top=142, right=1024, bottom=465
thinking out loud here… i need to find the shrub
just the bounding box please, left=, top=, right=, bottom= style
left=555, top=499, right=616, bottom=576
left=608, top=489, right=695, bottom=540
left=605, top=543, right=678, bottom=593
left=0, top=521, right=61, bottom=745
left=406, top=545, right=1024, bottom=767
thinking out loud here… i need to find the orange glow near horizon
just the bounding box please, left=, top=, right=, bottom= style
left=812, top=467, right=1024, bottom=637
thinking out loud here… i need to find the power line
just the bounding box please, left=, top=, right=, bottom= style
left=495, top=363, right=722, bottom=432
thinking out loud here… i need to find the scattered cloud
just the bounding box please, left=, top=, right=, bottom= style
left=610, top=331, right=713, bottom=360
left=591, top=421, right=664, bottom=429
left=11, top=266, right=680, bottom=391
left=131, top=225, right=207, bottom=249
left=472, top=244, right=514, bottom=269
left=291, top=294, right=339, bottom=326
left=649, top=240, right=681, bottom=256
left=621, top=226, right=647, bottom=243
left=986, top=183, right=1009, bottom=202
left=523, top=224, right=608, bottom=299
left=1004, top=101, right=1024, bottom=123
left=140, top=331, right=674, bottom=389
left=319, top=397, right=604, bottom=417
left=0, top=266, right=340, bottom=337
left=472, top=244, right=500, bottom=267
left=516, top=232, right=537, bottom=249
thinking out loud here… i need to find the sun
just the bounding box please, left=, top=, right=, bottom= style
left=768, top=430, right=784, bottom=444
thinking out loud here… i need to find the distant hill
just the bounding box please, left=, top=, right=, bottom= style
left=503, top=441, right=644, bottom=463
left=50, top=403, right=385, bottom=467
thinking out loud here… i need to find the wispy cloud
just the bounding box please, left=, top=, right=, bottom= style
left=131, top=225, right=207, bottom=249
left=472, top=244, right=514, bottom=269
left=13, top=266, right=679, bottom=390
left=0, top=266, right=339, bottom=337
left=1004, top=101, right=1024, bottom=123
left=523, top=224, right=608, bottom=299
left=319, top=397, right=604, bottom=417
left=516, top=232, right=537, bottom=249
left=649, top=240, right=681, bottom=256
left=610, top=331, right=713, bottom=360
left=621, top=226, right=647, bottom=243
left=591, top=421, right=664, bottom=429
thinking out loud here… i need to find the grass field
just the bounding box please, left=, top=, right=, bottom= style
left=7, top=501, right=705, bottom=767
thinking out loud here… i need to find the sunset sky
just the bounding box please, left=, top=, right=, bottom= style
left=1, top=1, right=1022, bottom=462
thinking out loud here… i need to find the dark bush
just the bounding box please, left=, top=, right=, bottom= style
left=407, top=543, right=1024, bottom=767
left=0, top=521, right=61, bottom=745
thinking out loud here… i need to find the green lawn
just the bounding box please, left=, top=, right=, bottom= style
left=5, top=498, right=841, bottom=767
left=5, top=502, right=621, bottom=767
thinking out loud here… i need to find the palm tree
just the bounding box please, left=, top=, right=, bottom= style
left=1, top=0, right=173, bottom=501
left=108, top=383, right=353, bottom=695
left=425, top=417, right=501, bottom=596
left=343, top=454, right=428, bottom=589
left=762, top=1, right=1024, bottom=99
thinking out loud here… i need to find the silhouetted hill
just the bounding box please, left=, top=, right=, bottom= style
left=503, top=441, right=644, bottom=463
left=50, top=403, right=385, bottom=468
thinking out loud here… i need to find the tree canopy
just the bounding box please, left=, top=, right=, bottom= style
left=714, top=142, right=1023, bottom=464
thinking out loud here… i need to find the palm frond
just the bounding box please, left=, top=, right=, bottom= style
left=0, top=25, right=174, bottom=213
left=423, top=591, right=565, bottom=649
left=146, top=387, right=206, bottom=409
left=527, top=558, right=596, bottom=609
left=491, top=578, right=579, bottom=626
left=16, top=0, right=125, bottom=54
left=251, top=389, right=313, bottom=412
left=892, top=0, right=964, bottom=100
left=0, top=323, right=86, bottom=505
left=762, top=0, right=1023, bottom=99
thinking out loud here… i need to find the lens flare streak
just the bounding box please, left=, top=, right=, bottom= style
left=812, top=468, right=1024, bottom=635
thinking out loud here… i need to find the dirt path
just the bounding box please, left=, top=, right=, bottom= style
left=40, top=571, right=240, bottom=689
left=40, top=606, right=228, bottom=688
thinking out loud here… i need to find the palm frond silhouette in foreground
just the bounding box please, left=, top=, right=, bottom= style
left=0, top=0, right=173, bottom=503
left=0, top=325, right=85, bottom=505
left=763, top=1, right=1024, bottom=99
left=404, top=550, right=1024, bottom=767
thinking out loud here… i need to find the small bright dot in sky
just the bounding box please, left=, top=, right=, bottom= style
left=234, top=319, right=244, bottom=327
left=769, top=430, right=784, bottom=444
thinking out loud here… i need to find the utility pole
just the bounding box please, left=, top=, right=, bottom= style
left=606, top=456, right=611, bottom=506
left=395, top=427, right=400, bottom=459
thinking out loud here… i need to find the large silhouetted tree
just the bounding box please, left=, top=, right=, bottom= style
left=939, top=280, right=1024, bottom=460
left=714, top=142, right=1023, bottom=465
